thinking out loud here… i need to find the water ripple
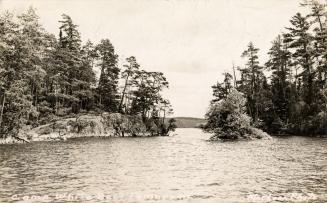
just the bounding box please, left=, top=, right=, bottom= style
left=0, top=128, right=327, bottom=202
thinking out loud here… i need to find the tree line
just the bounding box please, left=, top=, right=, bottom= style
left=0, top=8, right=174, bottom=138
left=208, top=0, right=327, bottom=135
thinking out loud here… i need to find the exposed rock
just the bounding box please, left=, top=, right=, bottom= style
left=13, top=113, right=148, bottom=143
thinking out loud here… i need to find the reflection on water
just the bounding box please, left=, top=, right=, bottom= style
left=0, top=128, right=327, bottom=202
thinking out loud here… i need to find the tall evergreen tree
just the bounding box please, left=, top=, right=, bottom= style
left=286, top=13, right=317, bottom=118
left=238, top=42, right=267, bottom=122
left=130, top=71, right=169, bottom=119
left=0, top=9, right=43, bottom=136
left=211, top=72, right=233, bottom=102
left=96, top=39, right=119, bottom=111
left=266, top=35, right=292, bottom=122
left=119, top=56, right=139, bottom=113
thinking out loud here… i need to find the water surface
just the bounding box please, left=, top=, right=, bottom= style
left=1, top=128, right=327, bottom=202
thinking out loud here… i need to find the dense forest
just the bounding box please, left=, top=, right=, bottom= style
left=0, top=8, right=175, bottom=139
left=206, top=1, right=327, bottom=136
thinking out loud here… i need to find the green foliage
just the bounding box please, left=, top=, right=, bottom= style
left=208, top=1, right=327, bottom=136
left=211, top=72, right=233, bottom=102
left=0, top=8, right=172, bottom=138
left=0, top=9, right=44, bottom=137
left=130, top=70, right=169, bottom=120
left=167, top=118, right=177, bottom=132
left=96, top=39, right=119, bottom=112
left=59, top=14, right=81, bottom=50
left=119, top=56, right=140, bottom=113
left=204, top=89, right=269, bottom=140
left=238, top=42, right=267, bottom=123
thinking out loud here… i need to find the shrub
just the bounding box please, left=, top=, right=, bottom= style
left=204, top=89, right=270, bottom=140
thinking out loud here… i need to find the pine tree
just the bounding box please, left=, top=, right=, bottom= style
left=238, top=42, right=266, bottom=122
left=0, top=9, right=42, bottom=136
left=96, top=39, right=119, bottom=112
left=119, top=56, right=139, bottom=113
left=286, top=13, right=317, bottom=118
left=59, top=14, right=81, bottom=50
left=130, top=71, right=169, bottom=119
left=211, top=72, right=233, bottom=102
left=266, top=35, right=292, bottom=123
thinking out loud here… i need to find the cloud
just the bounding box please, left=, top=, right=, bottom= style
left=1, top=0, right=305, bottom=117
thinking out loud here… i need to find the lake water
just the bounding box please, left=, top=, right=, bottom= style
left=0, top=128, right=327, bottom=203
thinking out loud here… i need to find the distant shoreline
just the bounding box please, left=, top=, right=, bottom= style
left=168, top=117, right=206, bottom=128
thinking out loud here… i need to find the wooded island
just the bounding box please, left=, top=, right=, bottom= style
left=0, top=8, right=176, bottom=143
left=204, top=1, right=327, bottom=140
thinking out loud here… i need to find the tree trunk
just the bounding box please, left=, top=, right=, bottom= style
left=0, top=90, right=5, bottom=128
left=119, top=74, right=130, bottom=112
left=232, top=63, right=237, bottom=88
left=162, top=109, right=166, bottom=125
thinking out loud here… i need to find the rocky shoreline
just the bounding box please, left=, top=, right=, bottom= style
left=0, top=113, right=165, bottom=144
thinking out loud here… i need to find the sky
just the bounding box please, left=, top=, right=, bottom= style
left=0, top=0, right=308, bottom=118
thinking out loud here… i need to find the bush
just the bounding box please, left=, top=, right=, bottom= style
left=204, top=89, right=270, bottom=140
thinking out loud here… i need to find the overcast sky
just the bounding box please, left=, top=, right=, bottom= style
left=0, top=0, right=307, bottom=118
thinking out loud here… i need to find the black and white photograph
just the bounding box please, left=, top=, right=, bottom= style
left=0, top=0, right=327, bottom=202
